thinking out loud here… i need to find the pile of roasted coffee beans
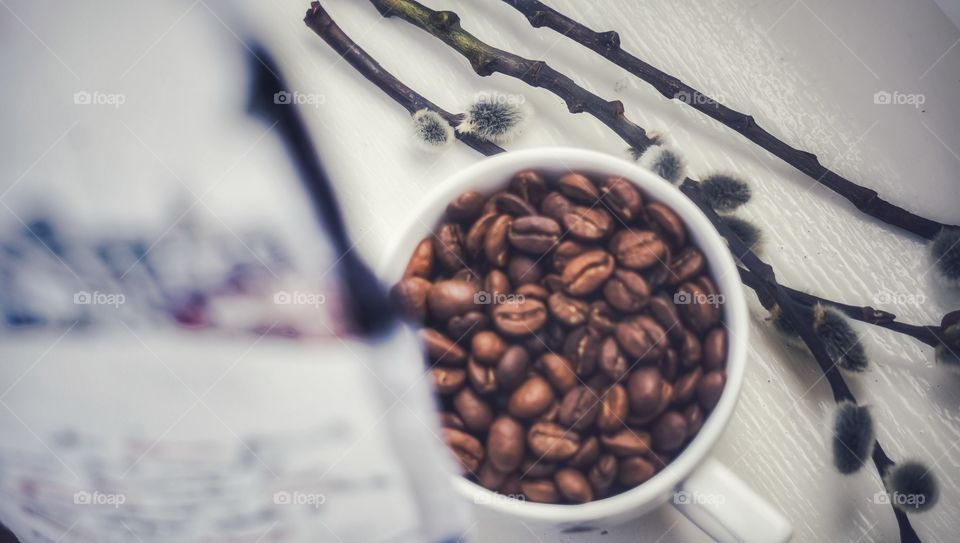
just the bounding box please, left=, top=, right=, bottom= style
left=391, top=170, right=727, bottom=504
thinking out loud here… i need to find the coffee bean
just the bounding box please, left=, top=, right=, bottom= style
left=440, top=411, right=465, bottom=430
left=484, top=270, right=511, bottom=303
left=433, top=223, right=466, bottom=272
left=507, top=254, right=543, bottom=285
left=618, top=456, right=656, bottom=487
left=599, top=428, right=652, bottom=456
left=403, top=238, right=434, bottom=279
left=599, top=337, right=629, bottom=382
left=419, top=328, right=467, bottom=366
left=616, top=315, right=668, bottom=361
left=446, top=311, right=488, bottom=340
left=539, top=191, right=573, bottom=222
left=603, top=269, right=650, bottom=312
left=443, top=427, right=484, bottom=474
left=697, top=370, right=726, bottom=410
left=558, top=173, right=601, bottom=203
left=562, top=250, right=615, bottom=295
left=563, top=326, right=601, bottom=376
left=432, top=367, right=467, bottom=395
left=509, top=216, right=561, bottom=254
left=468, top=358, right=498, bottom=395
left=491, top=192, right=538, bottom=217
left=492, top=297, right=547, bottom=336
left=558, top=386, right=600, bottom=430
left=651, top=411, right=688, bottom=452
left=508, top=375, right=555, bottom=419
left=703, top=328, right=727, bottom=370
left=471, top=330, right=507, bottom=365
left=390, top=277, right=431, bottom=322
left=495, top=346, right=530, bottom=391
left=552, top=240, right=588, bottom=271
left=427, top=280, right=480, bottom=321
left=477, top=460, right=507, bottom=490
left=676, top=281, right=720, bottom=332
left=597, top=384, right=629, bottom=433
left=563, top=207, right=614, bottom=241
left=673, top=368, right=702, bottom=406
left=521, top=479, right=560, bottom=504
left=627, top=368, right=664, bottom=417
left=601, top=176, right=643, bottom=222
left=547, top=292, right=590, bottom=327
left=555, top=468, right=593, bottom=503
left=648, top=294, right=684, bottom=342
left=465, top=213, right=498, bottom=257
left=610, top=229, right=668, bottom=270
left=446, top=191, right=486, bottom=222
left=516, top=283, right=549, bottom=301
left=666, top=248, right=705, bottom=286
left=454, top=387, right=494, bottom=433
left=528, top=422, right=581, bottom=461
left=683, top=404, right=704, bottom=437
left=501, top=473, right=522, bottom=496
left=566, top=435, right=600, bottom=468
left=487, top=416, right=525, bottom=472
left=645, top=202, right=686, bottom=249
left=588, top=301, right=619, bottom=335
left=679, top=330, right=702, bottom=369
left=522, top=458, right=558, bottom=478
left=538, top=353, right=578, bottom=393
left=401, top=169, right=729, bottom=504
left=510, top=170, right=548, bottom=205
left=660, top=348, right=680, bottom=381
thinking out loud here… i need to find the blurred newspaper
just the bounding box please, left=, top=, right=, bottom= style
left=0, top=0, right=470, bottom=541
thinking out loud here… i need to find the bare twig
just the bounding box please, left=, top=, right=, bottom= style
left=304, top=5, right=926, bottom=538
left=501, top=0, right=956, bottom=240
left=681, top=180, right=921, bottom=543
left=368, top=0, right=657, bottom=151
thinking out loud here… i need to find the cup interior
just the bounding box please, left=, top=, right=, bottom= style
left=378, top=148, right=748, bottom=525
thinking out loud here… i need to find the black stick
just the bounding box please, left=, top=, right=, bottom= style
left=682, top=180, right=920, bottom=543
left=502, top=0, right=956, bottom=240
left=368, top=0, right=657, bottom=151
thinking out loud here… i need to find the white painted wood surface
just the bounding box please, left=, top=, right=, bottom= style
left=2, top=0, right=959, bottom=541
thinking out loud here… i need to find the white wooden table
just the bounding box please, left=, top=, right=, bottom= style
left=2, top=0, right=959, bottom=541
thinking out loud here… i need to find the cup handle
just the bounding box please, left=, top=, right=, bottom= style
left=671, top=457, right=792, bottom=543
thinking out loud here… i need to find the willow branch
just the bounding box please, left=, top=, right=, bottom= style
left=304, top=7, right=924, bottom=537
left=305, top=0, right=950, bottom=352
left=304, top=2, right=504, bottom=156
left=738, top=267, right=944, bottom=347
left=368, top=0, right=657, bottom=151
left=681, top=180, right=921, bottom=543
left=502, top=0, right=956, bottom=241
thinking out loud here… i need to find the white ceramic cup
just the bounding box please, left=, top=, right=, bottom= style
left=379, top=148, right=792, bottom=543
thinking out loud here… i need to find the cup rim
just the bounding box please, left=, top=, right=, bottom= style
left=378, top=147, right=748, bottom=524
